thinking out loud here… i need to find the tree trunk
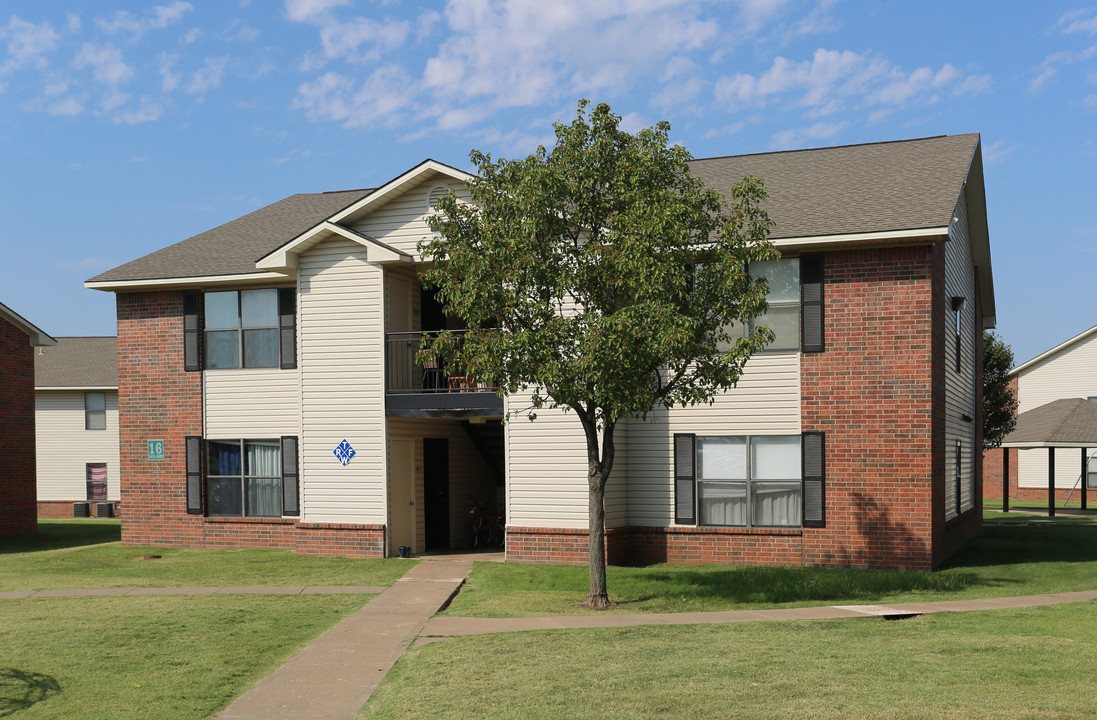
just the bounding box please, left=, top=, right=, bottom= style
left=581, top=413, right=615, bottom=609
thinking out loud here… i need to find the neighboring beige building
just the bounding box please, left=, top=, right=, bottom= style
left=998, top=326, right=1097, bottom=500
left=34, top=337, right=120, bottom=517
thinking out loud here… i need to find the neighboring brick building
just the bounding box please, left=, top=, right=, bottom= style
left=87, top=134, right=994, bottom=569
left=35, top=337, right=121, bottom=517
left=0, top=301, right=56, bottom=536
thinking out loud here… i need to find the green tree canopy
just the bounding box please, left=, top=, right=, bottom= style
left=420, top=100, right=778, bottom=607
left=983, top=330, right=1018, bottom=449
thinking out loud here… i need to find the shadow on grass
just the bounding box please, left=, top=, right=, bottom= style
left=0, top=520, right=120, bottom=555
left=610, top=564, right=981, bottom=608
left=0, top=668, right=61, bottom=717
left=942, top=519, right=1097, bottom=569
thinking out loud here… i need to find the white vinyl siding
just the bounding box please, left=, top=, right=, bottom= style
left=1016, top=332, right=1097, bottom=490
left=387, top=418, right=500, bottom=552
left=298, top=237, right=386, bottom=523
left=35, top=390, right=121, bottom=501
left=943, top=192, right=979, bottom=519
left=626, top=352, right=801, bottom=526
left=504, top=352, right=798, bottom=529
left=204, top=369, right=300, bottom=438
left=351, top=174, right=473, bottom=260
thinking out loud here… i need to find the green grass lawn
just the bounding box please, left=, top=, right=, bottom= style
left=443, top=514, right=1097, bottom=616
left=0, top=594, right=370, bottom=719
left=363, top=601, right=1097, bottom=719
left=0, top=520, right=413, bottom=590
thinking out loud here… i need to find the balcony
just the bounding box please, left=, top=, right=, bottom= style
left=385, top=331, right=503, bottom=417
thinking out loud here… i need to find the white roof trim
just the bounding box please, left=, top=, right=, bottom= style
left=0, top=301, right=56, bottom=346
left=1000, top=441, right=1096, bottom=449
left=772, top=226, right=950, bottom=248
left=1012, top=324, right=1097, bottom=376
left=257, top=221, right=411, bottom=271
left=327, top=159, right=474, bottom=225
left=85, top=271, right=293, bottom=292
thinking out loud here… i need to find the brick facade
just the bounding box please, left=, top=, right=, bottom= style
left=117, top=291, right=385, bottom=557
left=0, top=318, right=37, bottom=536
left=506, top=245, right=982, bottom=570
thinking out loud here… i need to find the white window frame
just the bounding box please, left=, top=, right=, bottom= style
left=696, top=434, right=802, bottom=528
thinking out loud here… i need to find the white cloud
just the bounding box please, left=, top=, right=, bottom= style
left=293, top=66, right=415, bottom=128
left=715, top=49, right=981, bottom=118
left=1058, top=9, right=1097, bottom=35
left=982, top=140, right=1015, bottom=166
left=185, top=56, right=228, bottom=96
left=74, top=43, right=134, bottom=85
left=22, top=93, right=84, bottom=117
left=114, top=98, right=165, bottom=124
left=95, top=2, right=194, bottom=39
left=159, top=51, right=181, bottom=92
left=285, top=0, right=350, bottom=24
left=183, top=28, right=202, bottom=45
left=317, top=17, right=409, bottom=64
left=771, top=119, right=849, bottom=149
left=1, top=16, right=61, bottom=73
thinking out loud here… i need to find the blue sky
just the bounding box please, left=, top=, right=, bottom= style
left=1, top=1, right=1094, bottom=365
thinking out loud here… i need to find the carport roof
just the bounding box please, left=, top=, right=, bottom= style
left=1001, top=398, right=1097, bottom=449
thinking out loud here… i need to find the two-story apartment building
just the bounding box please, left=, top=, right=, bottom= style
left=35, top=337, right=121, bottom=517
left=87, top=133, right=993, bottom=570
left=0, top=301, right=55, bottom=536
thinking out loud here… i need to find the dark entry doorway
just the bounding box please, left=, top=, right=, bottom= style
left=423, top=438, right=449, bottom=550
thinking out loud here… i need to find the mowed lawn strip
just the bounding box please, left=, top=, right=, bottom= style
left=364, top=601, right=1097, bottom=720
left=444, top=516, right=1097, bottom=617
left=0, top=594, right=371, bottom=720
left=0, top=520, right=413, bottom=591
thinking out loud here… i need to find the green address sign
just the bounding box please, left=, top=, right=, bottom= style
left=147, top=439, right=164, bottom=461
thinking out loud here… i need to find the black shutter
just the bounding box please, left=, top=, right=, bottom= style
left=186, top=436, right=203, bottom=515
left=281, top=436, right=300, bottom=516
left=674, top=433, right=696, bottom=524
left=802, top=431, right=825, bottom=527
left=279, top=288, right=297, bottom=370
left=800, top=255, right=824, bottom=353
left=183, top=292, right=202, bottom=372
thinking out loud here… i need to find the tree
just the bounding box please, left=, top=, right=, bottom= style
left=420, top=101, right=777, bottom=608
left=983, top=330, right=1018, bottom=449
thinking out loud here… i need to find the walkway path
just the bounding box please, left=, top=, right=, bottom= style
left=214, top=559, right=469, bottom=720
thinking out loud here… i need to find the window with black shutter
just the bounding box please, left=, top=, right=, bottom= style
left=801, top=255, right=824, bottom=353
left=186, top=436, right=203, bottom=514
left=183, top=292, right=202, bottom=372
left=281, top=436, right=300, bottom=516
left=674, top=433, right=696, bottom=524
left=802, top=431, right=825, bottom=528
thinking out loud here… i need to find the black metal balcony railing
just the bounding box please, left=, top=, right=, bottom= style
left=386, top=331, right=499, bottom=395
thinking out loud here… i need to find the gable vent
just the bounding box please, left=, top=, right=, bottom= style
left=427, top=184, right=451, bottom=212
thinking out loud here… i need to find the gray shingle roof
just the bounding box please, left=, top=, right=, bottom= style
left=689, top=133, right=979, bottom=240
left=87, top=189, right=372, bottom=284
left=89, top=134, right=979, bottom=284
left=35, top=336, right=118, bottom=388
left=1002, top=398, right=1097, bottom=447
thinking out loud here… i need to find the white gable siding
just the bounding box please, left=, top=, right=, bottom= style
left=351, top=175, right=472, bottom=259
left=298, top=237, right=386, bottom=523
left=943, top=191, right=979, bottom=519
left=204, top=369, right=299, bottom=439
left=1016, top=332, right=1097, bottom=490
left=626, top=352, right=800, bottom=526
left=35, top=390, right=121, bottom=501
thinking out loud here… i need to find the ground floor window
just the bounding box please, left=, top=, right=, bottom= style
left=206, top=439, right=282, bottom=517
left=697, top=435, right=801, bottom=527
left=86, top=463, right=107, bottom=502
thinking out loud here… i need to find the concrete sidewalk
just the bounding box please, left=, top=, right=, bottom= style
left=214, top=559, right=469, bottom=720
left=421, top=589, right=1097, bottom=639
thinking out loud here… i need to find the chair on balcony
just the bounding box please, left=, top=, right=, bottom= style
left=422, top=358, right=445, bottom=391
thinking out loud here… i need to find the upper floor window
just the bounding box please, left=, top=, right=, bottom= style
left=205, top=289, right=279, bottom=369
left=719, top=258, right=800, bottom=352
left=84, top=391, right=106, bottom=430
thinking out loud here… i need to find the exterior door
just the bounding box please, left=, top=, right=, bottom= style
left=389, top=439, right=415, bottom=555
left=424, top=438, right=449, bottom=550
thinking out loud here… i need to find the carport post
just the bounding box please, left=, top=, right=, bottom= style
left=1048, top=447, right=1056, bottom=518
left=1002, top=447, right=1010, bottom=513
left=1083, top=448, right=1089, bottom=511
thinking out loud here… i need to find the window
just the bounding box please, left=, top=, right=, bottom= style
left=951, top=296, right=965, bottom=374
left=720, top=258, right=800, bottom=352
left=954, top=440, right=963, bottom=516
left=696, top=435, right=801, bottom=527
left=206, top=439, right=282, bottom=517
left=205, top=289, right=279, bottom=369
left=86, top=463, right=107, bottom=501
left=84, top=392, right=106, bottom=430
